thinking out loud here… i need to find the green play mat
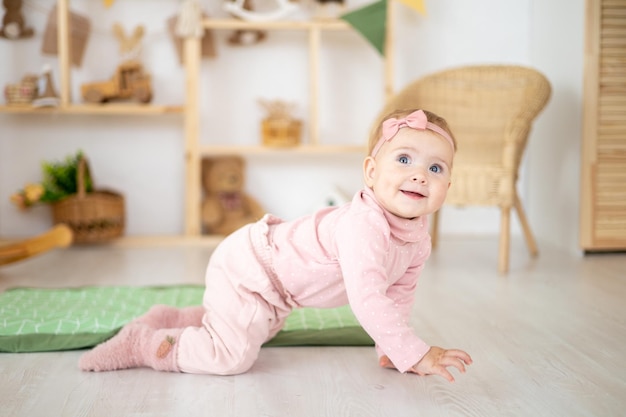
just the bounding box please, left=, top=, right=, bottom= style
left=0, top=285, right=373, bottom=353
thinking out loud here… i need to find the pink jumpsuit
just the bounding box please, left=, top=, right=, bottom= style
left=176, top=187, right=432, bottom=375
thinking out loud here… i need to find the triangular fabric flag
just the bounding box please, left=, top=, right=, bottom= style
left=396, top=0, right=426, bottom=15
left=340, top=0, right=387, bottom=56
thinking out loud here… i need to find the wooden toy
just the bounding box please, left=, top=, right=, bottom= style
left=313, top=0, right=346, bottom=19
left=112, top=23, right=144, bottom=61
left=81, top=61, right=152, bottom=104
left=0, top=224, right=73, bottom=266
left=223, top=0, right=297, bottom=21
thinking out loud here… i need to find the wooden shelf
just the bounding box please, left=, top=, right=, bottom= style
left=0, top=104, right=184, bottom=115
left=202, top=18, right=350, bottom=31
left=199, top=144, right=367, bottom=156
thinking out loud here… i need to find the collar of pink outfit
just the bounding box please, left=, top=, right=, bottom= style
left=361, top=187, right=429, bottom=244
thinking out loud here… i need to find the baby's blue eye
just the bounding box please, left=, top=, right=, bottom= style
left=429, top=164, right=443, bottom=173
left=398, top=155, right=411, bottom=164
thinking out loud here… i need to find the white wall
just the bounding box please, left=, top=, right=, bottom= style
left=527, top=0, right=584, bottom=254
left=0, top=0, right=584, bottom=254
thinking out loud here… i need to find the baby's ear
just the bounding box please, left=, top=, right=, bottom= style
left=363, top=156, right=376, bottom=187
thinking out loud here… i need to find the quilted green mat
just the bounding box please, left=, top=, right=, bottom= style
left=0, top=285, right=373, bottom=353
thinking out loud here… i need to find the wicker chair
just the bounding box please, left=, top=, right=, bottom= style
left=376, top=65, right=551, bottom=273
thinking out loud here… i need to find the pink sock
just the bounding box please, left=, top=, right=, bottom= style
left=79, top=324, right=183, bottom=372
left=132, top=305, right=204, bottom=328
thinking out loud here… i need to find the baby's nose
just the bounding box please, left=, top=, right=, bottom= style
left=411, top=171, right=427, bottom=184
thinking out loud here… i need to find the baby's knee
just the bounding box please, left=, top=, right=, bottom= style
left=178, top=350, right=257, bottom=375
left=216, top=354, right=257, bottom=375
left=177, top=330, right=260, bottom=375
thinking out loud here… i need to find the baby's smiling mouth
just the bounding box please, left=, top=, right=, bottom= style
left=402, top=190, right=426, bottom=199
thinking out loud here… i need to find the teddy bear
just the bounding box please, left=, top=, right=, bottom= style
left=1, top=0, right=33, bottom=39
left=201, top=155, right=265, bottom=236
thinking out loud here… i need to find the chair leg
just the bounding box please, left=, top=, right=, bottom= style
left=498, top=207, right=511, bottom=274
left=431, top=210, right=440, bottom=249
left=514, top=193, right=539, bottom=257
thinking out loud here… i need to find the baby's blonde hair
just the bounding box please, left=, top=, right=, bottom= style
left=367, top=109, right=457, bottom=155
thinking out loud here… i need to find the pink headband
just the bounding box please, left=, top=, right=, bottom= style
left=370, top=109, right=455, bottom=157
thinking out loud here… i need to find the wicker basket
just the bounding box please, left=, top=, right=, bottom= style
left=261, top=118, right=302, bottom=147
left=4, top=75, right=39, bottom=105
left=51, top=157, right=125, bottom=243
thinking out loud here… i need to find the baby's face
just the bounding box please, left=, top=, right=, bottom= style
left=363, top=128, right=454, bottom=219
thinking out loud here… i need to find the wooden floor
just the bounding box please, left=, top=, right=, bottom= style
left=1, top=237, right=625, bottom=417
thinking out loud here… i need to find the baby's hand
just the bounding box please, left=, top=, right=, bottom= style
left=379, top=346, right=473, bottom=383
left=411, top=346, right=472, bottom=382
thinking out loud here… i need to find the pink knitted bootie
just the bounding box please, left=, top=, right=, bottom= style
left=132, top=305, right=205, bottom=328
left=79, top=324, right=183, bottom=372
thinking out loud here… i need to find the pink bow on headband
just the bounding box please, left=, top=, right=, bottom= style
left=370, top=109, right=455, bottom=157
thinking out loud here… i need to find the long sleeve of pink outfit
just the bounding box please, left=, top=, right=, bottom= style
left=270, top=187, right=432, bottom=373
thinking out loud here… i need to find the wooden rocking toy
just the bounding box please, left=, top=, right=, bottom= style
left=0, top=224, right=73, bottom=266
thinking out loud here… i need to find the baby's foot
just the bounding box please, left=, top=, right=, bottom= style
left=79, top=324, right=182, bottom=372
left=79, top=324, right=148, bottom=371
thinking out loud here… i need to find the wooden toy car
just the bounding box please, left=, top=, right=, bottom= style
left=81, top=61, right=152, bottom=104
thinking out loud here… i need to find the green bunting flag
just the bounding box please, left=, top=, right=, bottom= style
left=340, top=0, right=387, bottom=56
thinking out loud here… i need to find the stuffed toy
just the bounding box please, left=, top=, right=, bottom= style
left=1, top=0, right=33, bottom=39
left=201, top=156, right=265, bottom=236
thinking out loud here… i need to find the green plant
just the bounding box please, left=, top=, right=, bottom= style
left=10, top=150, right=93, bottom=210
left=40, top=151, right=93, bottom=203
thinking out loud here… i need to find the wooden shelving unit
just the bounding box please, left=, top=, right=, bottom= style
left=3, top=1, right=400, bottom=240
left=0, top=0, right=187, bottom=243
left=0, top=1, right=184, bottom=116
left=0, top=104, right=183, bottom=115
left=180, top=15, right=389, bottom=236
left=0, top=0, right=185, bottom=117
